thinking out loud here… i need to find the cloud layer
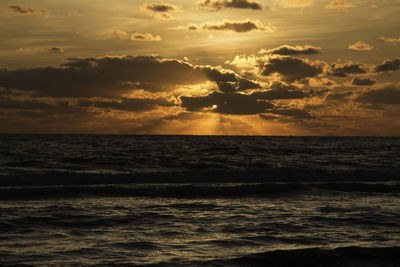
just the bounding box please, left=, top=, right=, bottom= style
left=259, top=45, right=321, bottom=56
left=1, top=47, right=400, bottom=135
left=141, top=2, right=179, bottom=19
left=261, top=56, right=324, bottom=82
left=198, top=0, right=262, bottom=10
left=202, top=20, right=270, bottom=32
left=131, top=33, right=162, bottom=41
left=7, top=5, right=48, bottom=16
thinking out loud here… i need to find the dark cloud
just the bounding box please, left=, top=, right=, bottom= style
left=180, top=91, right=274, bottom=115
left=326, top=92, right=353, bottom=101
left=186, top=25, right=199, bottom=31
left=48, top=47, right=64, bottom=53
left=352, top=77, right=376, bottom=86
left=0, top=55, right=259, bottom=99
left=356, top=86, right=400, bottom=105
left=238, top=78, right=261, bottom=90
left=62, top=57, right=96, bottom=68
left=0, top=56, right=208, bottom=97
left=214, top=79, right=260, bottom=93
left=141, top=3, right=179, bottom=19
left=198, top=0, right=262, bottom=10
left=374, top=58, right=400, bottom=72
left=262, top=108, right=314, bottom=120
left=330, top=63, right=367, bottom=77
left=142, top=3, right=177, bottom=12
left=206, top=70, right=260, bottom=91
left=261, top=56, right=324, bottom=82
left=260, top=45, right=321, bottom=56
left=198, top=66, right=260, bottom=92
left=0, top=98, right=60, bottom=111
left=216, top=82, right=236, bottom=93
left=81, top=97, right=175, bottom=112
left=200, top=67, right=237, bottom=83
left=0, top=94, right=173, bottom=123
left=7, top=5, right=48, bottom=16
left=251, top=82, right=329, bottom=100
left=202, top=20, right=266, bottom=32
left=254, top=82, right=301, bottom=98
left=259, top=89, right=309, bottom=99
left=0, top=97, right=86, bottom=115
left=180, top=81, right=323, bottom=115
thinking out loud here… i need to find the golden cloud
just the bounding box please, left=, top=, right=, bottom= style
left=348, top=41, right=373, bottom=51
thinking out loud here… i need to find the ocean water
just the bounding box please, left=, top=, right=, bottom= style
left=0, top=135, right=399, bottom=266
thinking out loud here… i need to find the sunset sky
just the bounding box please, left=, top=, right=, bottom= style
left=1, top=0, right=400, bottom=135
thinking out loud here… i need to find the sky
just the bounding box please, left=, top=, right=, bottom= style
left=0, top=0, right=400, bottom=135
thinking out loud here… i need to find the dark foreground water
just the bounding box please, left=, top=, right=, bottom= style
left=0, top=135, right=399, bottom=266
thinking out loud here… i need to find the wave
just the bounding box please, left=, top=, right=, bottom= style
left=1, top=182, right=399, bottom=200
left=0, top=166, right=399, bottom=187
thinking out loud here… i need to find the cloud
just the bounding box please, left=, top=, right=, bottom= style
left=141, top=2, right=179, bottom=19
left=351, top=77, right=376, bottom=86
left=260, top=56, right=325, bottom=82
left=179, top=78, right=326, bottom=115
left=330, top=63, right=368, bottom=77
left=186, top=24, right=199, bottom=31
left=380, top=36, right=400, bottom=45
left=131, top=33, right=161, bottom=41
left=0, top=56, right=208, bottom=97
left=238, top=78, right=261, bottom=90
left=48, top=47, right=64, bottom=53
left=325, top=0, right=356, bottom=9
left=356, top=85, right=400, bottom=105
left=374, top=58, right=400, bottom=72
left=17, top=47, right=65, bottom=55
left=179, top=88, right=322, bottom=116
left=348, top=41, right=373, bottom=51
left=252, top=81, right=329, bottom=100
left=259, top=45, right=321, bottom=56
left=172, top=24, right=200, bottom=31
left=0, top=55, right=259, bottom=98
left=325, top=91, right=353, bottom=102
left=2, top=48, right=399, bottom=135
left=226, top=45, right=324, bottom=78
left=7, top=5, right=48, bottom=17
left=79, top=97, right=175, bottom=112
left=198, top=0, right=263, bottom=10
left=197, top=66, right=260, bottom=92
left=202, top=20, right=273, bottom=33
left=281, top=0, right=313, bottom=8
left=0, top=97, right=69, bottom=112
left=176, top=20, right=275, bottom=33
left=180, top=91, right=275, bottom=115
left=102, top=30, right=161, bottom=42
left=263, top=108, right=314, bottom=120
left=142, top=3, right=177, bottom=12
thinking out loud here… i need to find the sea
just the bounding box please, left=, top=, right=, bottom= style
left=0, top=135, right=399, bottom=266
